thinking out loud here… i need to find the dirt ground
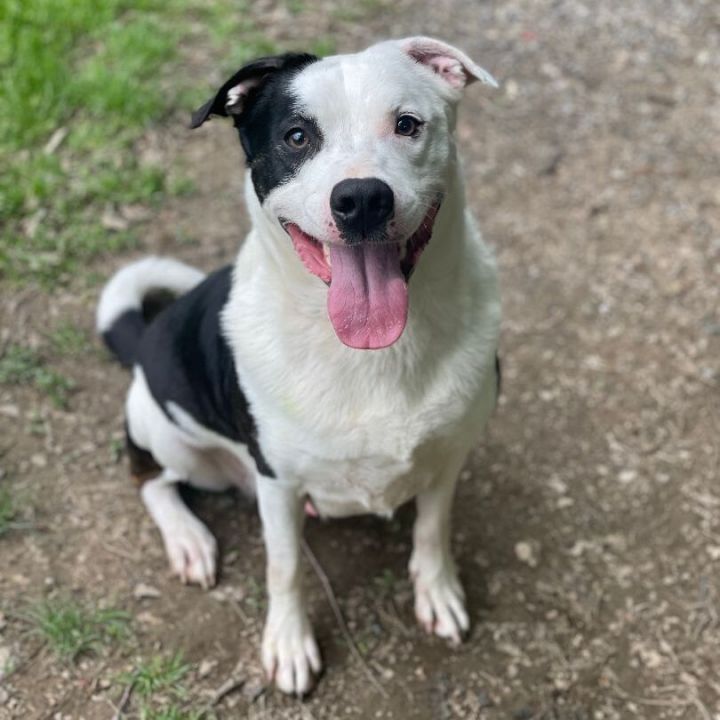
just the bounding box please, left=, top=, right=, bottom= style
left=2, top=1, right=720, bottom=718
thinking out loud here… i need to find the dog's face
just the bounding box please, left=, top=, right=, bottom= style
left=192, top=38, right=496, bottom=349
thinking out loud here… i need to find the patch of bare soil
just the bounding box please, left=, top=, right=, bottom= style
left=1, top=1, right=719, bottom=718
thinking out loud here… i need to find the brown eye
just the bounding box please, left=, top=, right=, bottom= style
left=395, top=114, right=422, bottom=137
left=285, top=127, right=308, bottom=149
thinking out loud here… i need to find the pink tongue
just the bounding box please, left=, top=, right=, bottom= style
left=327, top=243, right=408, bottom=349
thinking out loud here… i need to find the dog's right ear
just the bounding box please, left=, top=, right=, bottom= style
left=190, top=53, right=317, bottom=129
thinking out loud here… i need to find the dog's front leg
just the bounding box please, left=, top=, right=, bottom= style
left=409, top=462, right=469, bottom=644
left=256, top=476, right=321, bottom=696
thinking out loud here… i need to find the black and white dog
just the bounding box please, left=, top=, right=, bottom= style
left=97, top=37, right=500, bottom=695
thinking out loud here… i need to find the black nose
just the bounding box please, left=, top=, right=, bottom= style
left=330, top=178, right=394, bottom=239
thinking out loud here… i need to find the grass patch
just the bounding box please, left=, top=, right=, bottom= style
left=242, top=576, right=267, bottom=612
left=27, top=597, right=130, bottom=661
left=47, top=323, right=91, bottom=356
left=0, top=0, right=333, bottom=288
left=0, top=345, right=74, bottom=408
left=124, top=653, right=190, bottom=700
left=0, top=0, right=184, bottom=286
left=141, top=708, right=207, bottom=720
left=117, top=654, right=212, bottom=719
left=309, top=36, right=337, bottom=57
left=0, top=483, right=35, bottom=537
left=373, top=568, right=399, bottom=595
left=0, top=486, right=16, bottom=536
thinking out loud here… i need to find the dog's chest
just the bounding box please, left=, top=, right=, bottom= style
left=270, top=409, right=448, bottom=517
left=243, top=344, right=493, bottom=517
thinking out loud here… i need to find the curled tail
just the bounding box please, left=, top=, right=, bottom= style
left=96, top=256, right=205, bottom=368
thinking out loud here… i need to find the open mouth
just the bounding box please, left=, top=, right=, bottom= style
left=282, top=202, right=441, bottom=350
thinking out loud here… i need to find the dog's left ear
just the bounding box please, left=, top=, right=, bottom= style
left=400, top=37, right=498, bottom=91
left=190, top=53, right=317, bottom=129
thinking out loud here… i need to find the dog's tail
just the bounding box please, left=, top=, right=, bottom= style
left=96, top=256, right=206, bottom=368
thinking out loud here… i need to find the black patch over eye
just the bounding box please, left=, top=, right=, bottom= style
left=285, top=127, right=309, bottom=149
left=395, top=114, right=423, bottom=137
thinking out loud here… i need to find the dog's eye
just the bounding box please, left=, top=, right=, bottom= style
left=285, top=128, right=308, bottom=149
left=395, top=115, right=422, bottom=138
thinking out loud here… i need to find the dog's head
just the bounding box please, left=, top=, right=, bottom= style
left=192, top=38, right=497, bottom=349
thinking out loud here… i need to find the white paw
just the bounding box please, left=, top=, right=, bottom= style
left=262, top=605, right=322, bottom=696
left=413, top=568, right=469, bottom=644
left=161, top=517, right=218, bottom=590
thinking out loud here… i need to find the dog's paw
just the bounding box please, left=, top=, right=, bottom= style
left=413, top=569, right=469, bottom=645
left=161, top=517, right=218, bottom=590
left=262, top=606, right=322, bottom=696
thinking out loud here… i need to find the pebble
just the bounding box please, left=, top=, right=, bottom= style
left=198, top=658, right=217, bottom=679
left=31, top=453, right=47, bottom=468
left=706, top=546, right=720, bottom=561
left=0, top=645, right=14, bottom=681
left=618, top=469, right=637, bottom=484
left=209, top=585, right=246, bottom=604
left=133, top=583, right=161, bottom=600
left=0, top=405, right=20, bottom=418
left=514, top=540, right=540, bottom=567
left=136, top=611, right=162, bottom=626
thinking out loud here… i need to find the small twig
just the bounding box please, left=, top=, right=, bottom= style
left=210, top=676, right=245, bottom=706
left=112, top=680, right=135, bottom=720
left=101, top=542, right=140, bottom=562
left=691, top=695, right=713, bottom=720
left=611, top=683, right=692, bottom=709
left=4, top=642, right=44, bottom=679
left=375, top=602, right=411, bottom=638
left=3, top=521, right=41, bottom=532
left=301, top=538, right=388, bottom=698
left=226, top=597, right=249, bottom=624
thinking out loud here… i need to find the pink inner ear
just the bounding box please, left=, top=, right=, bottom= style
left=426, top=56, right=467, bottom=89
left=226, top=76, right=267, bottom=114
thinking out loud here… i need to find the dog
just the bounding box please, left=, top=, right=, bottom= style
left=96, top=37, right=501, bottom=696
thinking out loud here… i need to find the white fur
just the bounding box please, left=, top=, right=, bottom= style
left=141, top=470, right=218, bottom=589
left=113, top=38, right=500, bottom=696
left=96, top=256, right=205, bottom=334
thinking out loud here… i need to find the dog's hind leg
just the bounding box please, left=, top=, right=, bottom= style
left=140, top=469, right=219, bottom=589
left=125, top=368, right=223, bottom=588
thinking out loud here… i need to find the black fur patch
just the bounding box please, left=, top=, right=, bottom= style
left=231, top=58, right=322, bottom=203
left=495, top=353, right=502, bottom=397
left=126, top=423, right=162, bottom=486
left=136, top=267, right=275, bottom=478
left=102, top=309, right=145, bottom=369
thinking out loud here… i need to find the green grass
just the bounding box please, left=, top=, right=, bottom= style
left=242, top=576, right=267, bottom=612
left=47, top=323, right=91, bottom=356
left=27, top=597, right=130, bottom=661
left=373, top=568, right=398, bottom=595
left=0, top=486, right=16, bottom=536
left=309, top=36, right=337, bottom=57
left=124, top=653, right=190, bottom=700
left=0, top=483, right=35, bottom=536
left=0, top=0, right=282, bottom=288
left=141, top=708, right=207, bottom=720
left=118, top=654, right=213, bottom=720
left=0, top=345, right=74, bottom=408
left=0, top=0, right=183, bottom=286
